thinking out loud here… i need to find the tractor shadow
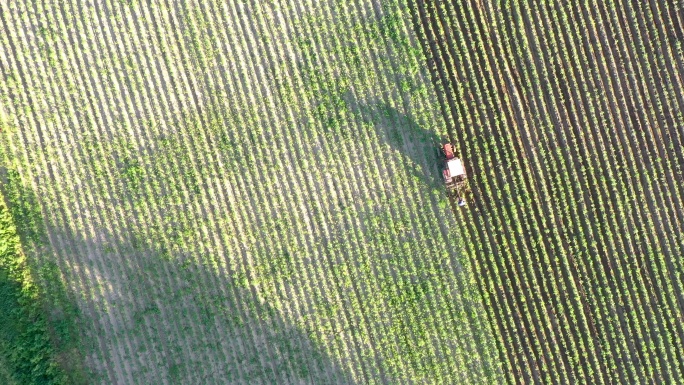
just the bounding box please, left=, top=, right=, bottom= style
left=345, top=96, right=445, bottom=193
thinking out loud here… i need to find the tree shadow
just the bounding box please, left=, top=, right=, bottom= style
left=57, top=231, right=352, bottom=384
left=344, top=94, right=445, bottom=193
left=0, top=167, right=48, bottom=246
left=0, top=168, right=354, bottom=384
left=0, top=167, right=87, bottom=384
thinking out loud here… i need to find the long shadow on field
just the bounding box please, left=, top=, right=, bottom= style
left=1, top=162, right=352, bottom=385
left=345, top=96, right=445, bottom=192
left=21, top=214, right=354, bottom=384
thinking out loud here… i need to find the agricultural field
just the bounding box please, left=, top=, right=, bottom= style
left=0, top=0, right=503, bottom=384
left=413, top=0, right=684, bottom=384
left=2, top=0, right=684, bottom=384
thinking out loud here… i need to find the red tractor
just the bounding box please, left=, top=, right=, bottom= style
left=442, top=143, right=468, bottom=205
